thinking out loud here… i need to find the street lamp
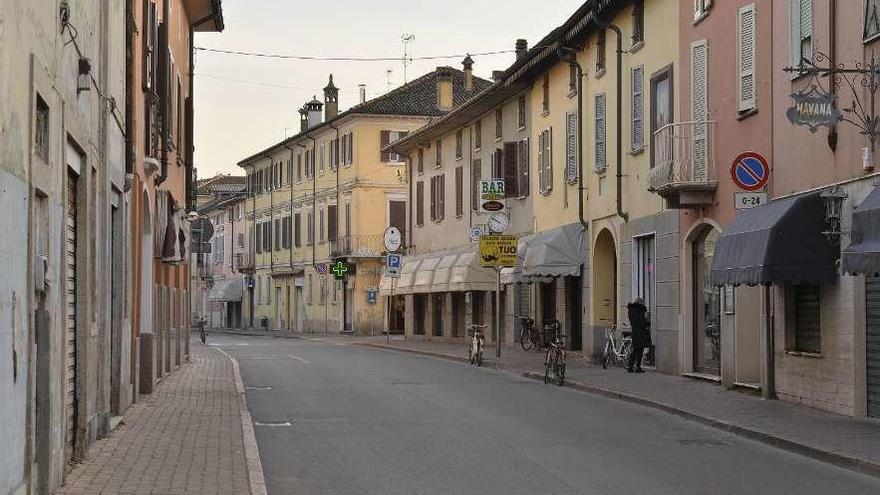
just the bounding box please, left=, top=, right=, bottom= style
left=821, top=186, right=848, bottom=244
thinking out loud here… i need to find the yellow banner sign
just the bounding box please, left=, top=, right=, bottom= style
left=479, top=235, right=518, bottom=268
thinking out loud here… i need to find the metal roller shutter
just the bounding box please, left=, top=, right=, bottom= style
left=64, top=170, right=79, bottom=461
left=867, top=277, right=880, bottom=418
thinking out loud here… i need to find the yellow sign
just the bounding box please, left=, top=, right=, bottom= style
left=479, top=235, right=518, bottom=268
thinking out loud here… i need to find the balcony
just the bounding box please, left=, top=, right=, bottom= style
left=648, top=121, right=718, bottom=209
left=331, top=235, right=400, bottom=258
left=235, top=253, right=256, bottom=273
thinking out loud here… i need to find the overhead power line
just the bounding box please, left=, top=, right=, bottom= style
left=194, top=46, right=515, bottom=62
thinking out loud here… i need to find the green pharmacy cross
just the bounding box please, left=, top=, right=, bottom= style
left=332, top=260, right=349, bottom=280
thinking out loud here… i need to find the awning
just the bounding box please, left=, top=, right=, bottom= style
left=710, top=192, right=838, bottom=286
left=449, top=251, right=496, bottom=292
left=843, top=186, right=880, bottom=275
left=523, top=223, right=586, bottom=282
left=381, top=257, right=422, bottom=296
left=431, top=252, right=462, bottom=293
left=208, top=279, right=243, bottom=302
left=501, top=235, right=533, bottom=285
left=413, top=256, right=440, bottom=294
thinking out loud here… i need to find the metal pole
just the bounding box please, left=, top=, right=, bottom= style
left=496, top=268, right=501, bottom=359
left=388, top=278, right=394, bottom=346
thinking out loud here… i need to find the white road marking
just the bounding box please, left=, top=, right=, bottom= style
left=251, top=357, right=274, bottom=360
left=287, top=354, right=311, bottom=364
left=253, top=421, right=292, bottom=427
left=246, top=386, right=273, bottom=391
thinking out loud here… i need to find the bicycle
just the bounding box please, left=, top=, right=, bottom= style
left=601, top=324, right=632, bottom=369
left=467, top=324, right=487, bottom=367
left=518, top=316, right=541, bottom=352
left=543, top=321, right=566, bottom=386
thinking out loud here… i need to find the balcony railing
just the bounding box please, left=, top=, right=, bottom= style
left=331, top=235, right=398, bottom=258
left=648, top=121, right=718, bottom=208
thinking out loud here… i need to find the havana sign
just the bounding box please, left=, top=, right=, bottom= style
left=786, top=85, right=841, bottom=133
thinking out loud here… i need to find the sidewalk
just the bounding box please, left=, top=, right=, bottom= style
left=54, top=337, right=261, bottom=495
left=356, top=338, right=880, bottom=477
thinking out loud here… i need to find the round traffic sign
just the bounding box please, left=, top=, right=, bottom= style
left=731, top=152, right=770, bottom=192
left=316, top=263, right=328, bottom=275
left=384, top=227, right=402, bottom=252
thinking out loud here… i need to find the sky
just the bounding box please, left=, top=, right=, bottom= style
left=192, top=0, right=586, bottom=179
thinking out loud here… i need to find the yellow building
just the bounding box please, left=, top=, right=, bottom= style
left=238, top=70, right=489, bottom=334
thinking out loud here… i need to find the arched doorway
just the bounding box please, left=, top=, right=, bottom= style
left=593, top=229, right=617, bottom=327
left=692, top=225, right=721, bottom=375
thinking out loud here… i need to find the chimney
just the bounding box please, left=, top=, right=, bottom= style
left=435, top=67, right=454, bottom=111
left=299, top=106, right=308, bottom=132
left=323, top=74, right=339, bottom=120
left=492, top=70, right=504, bottom=82
left=515, top=39, right=528, bottom=60
left=462, top=55, right=474, bottom=92
left=305, top=96, right=323, bottom=129
left=358, top=84, right=367, bottom=104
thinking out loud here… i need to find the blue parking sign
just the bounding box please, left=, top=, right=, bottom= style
left=387, top=254, right=402, bottom=278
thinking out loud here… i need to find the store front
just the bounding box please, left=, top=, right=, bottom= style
left=692, top=226, right=721, bottom=376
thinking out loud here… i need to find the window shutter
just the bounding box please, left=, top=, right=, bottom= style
left=537, top=132, right=545, bottom=192
left=255, top=223, right=262, bottom=253
left=328, top=205, right=338, bottom=242
left=794, top=284, right=821, bottom=353
left=455, top=166, right=463, bottom=217
left=430, top=177, right=437, bottom=221
left=417, top=181, right=425, bottom=225
left=380, top=130, right=391, bottom=162
left=800, top=0, right=812, bottom=41
left=631, top=67, right=644, bottom=150
left=692, top=40, right=710, bottom=181
left=566, top=113, right=578, bottom=183
left=520, top=138, right=530, bottom=197
left=545, top=128, right=553, bottom=193
left=438, top=175, right=446, bottom=221
left=504, top=142, right=518, bottom=197
left=595, top=94, right=607, bottom=172
left=471, top=159, right=481, bottom=211
left=738, top=4, right=757, bottom=111
left=417, top=149, right=424, bottom=174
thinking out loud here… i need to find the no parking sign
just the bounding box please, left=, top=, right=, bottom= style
left=730, top=152, right=770, bottom=192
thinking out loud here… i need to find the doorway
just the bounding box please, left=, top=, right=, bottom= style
left=432, top=294, right=445, bottom=337
left=275, top=286, right=282, bottom=329
left=567, top=277, right=582, bottom=351
left=692, top=226, right=721, bottom=375
left=286, top=286, right=292, bottom=331
left=866, top=277, right=880, bottom=418
left=64, top=167, right=80, bottom=463
left=593, top=229, right=618, bottom=327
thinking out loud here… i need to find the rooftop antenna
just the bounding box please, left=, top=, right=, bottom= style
left=401, top=33, right=415, bottom=84
left=386, top=69, right=393, bottom=93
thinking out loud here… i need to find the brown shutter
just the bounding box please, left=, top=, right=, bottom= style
left=380, top=130, right=391, bottom=162
left=417, top=149, right=424, bottom=174
left=328, top=205, right=338, bottom=242
left=504, top=142, right=518, bottom=197
left=416, top=181, right=425, bottom=226
left=455, top=167, right=463, bottom=217
left=471, top=159, right=482, bottom=211
left=294, top=213, right=301, bottom=247
left=520, top=138, right=530, bottom=197
left=390, top=201, right=406, bottom=246
left=429, top=177, right=436, bottom=221
left=439, top=175, right=446, bottom=221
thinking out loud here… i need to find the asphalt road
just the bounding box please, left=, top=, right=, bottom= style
left=211, top=334, right=880, bottom=495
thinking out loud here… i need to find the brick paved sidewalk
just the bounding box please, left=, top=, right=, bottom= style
left=55, top=338, right=255, bottom=495
left=356, top=338, right=880, bottom=477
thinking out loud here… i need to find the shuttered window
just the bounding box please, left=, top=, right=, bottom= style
left=381, top=130, right=408, bottom=162
left=694, top=0, right=713, bottom=20
left=475, top=120, right=482, bottom=149
left=294, top=213, right=301, bottom=247
left=456, top=130, right=463, bottom=159
left=435, top=139, right=442, bottom=166
left=518, top=96, right=527, bottom=129
left=504, top=142, right=518, bottom=197
left=792, top=0, right=812, bottom=66
left=565, top=112, right=578, bottom=183
left=632, top=0, right=645, bottom=45
left=595, top=94, right=607, bottom=172
left=542, top=74, right=550, bottom=113
left=455, top=167, right=464, bottom=217
left=341, top=132, right=353, bottom=165
left=429, top=175, right=446, bottom=222
left=495, top=108, right=503, bottom=139
left=307, top=212, right=314, bottom=245
left=297, top=154, right=302, bottom=182
left=631, top=66, right=644, bottom=151
left=738, top=4, right=757, bottom=111
left=327, top=205, right=338, bottom=242
left=596, top=31, right=607, bottom=72
left=417, top=148, right=424, bottom=174
left=538, top=128, right=553, bottom=194
left=471, top=159, right=482, bottom=211
left=430, top=177, right=436, bottom=222
left=692, top=40, right=710, bottom=181
left=256, top=223, right=262, bottom=253
left=416, top=181, right=425, bottom=226
left=492, top=148, right=503, bottom=179
left=791, top=285, right=821, bottom=353
left=518, top=138, right=530, bottom=197
left=275, top=219, right=281, bottom=251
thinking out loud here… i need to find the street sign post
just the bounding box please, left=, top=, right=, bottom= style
left=480, top=179, right=506, bottom=213
left=469, top=225, right=486, bottom=241
left=386, top=253, right=402, bottom=278
left=479, top=235, right=518, bottom=268
left=384, top=226, right=402, bottom=252
left=730, top=152, right=770, bottom=192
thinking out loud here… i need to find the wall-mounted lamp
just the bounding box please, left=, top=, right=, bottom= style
left=77, top=58, right=91, bottom=94
left=821, top=186, right=848, bottom=243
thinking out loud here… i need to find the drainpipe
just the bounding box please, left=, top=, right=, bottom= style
left=595, top=21, right=627, bottom=221
left=764, top=284, right=776, bottom=399
left=329, top=124, right=341, bottom=245
left=269, top=158, right=275, bottom=272
left=306, top=136, right=317, bottom=268
left=249, top=165, right=256, bottom=328
left=282, top=144, right=296, bottom=270
left=155, top=0, right=170, bottom=187
left=557, top=45, right=587, bottom=230
left=828, top=0, right=838, bottom=151
left=124, top=0, right=134, bottom=180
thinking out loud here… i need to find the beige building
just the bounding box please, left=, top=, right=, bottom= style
left=238, top=69, right=488, bottom=334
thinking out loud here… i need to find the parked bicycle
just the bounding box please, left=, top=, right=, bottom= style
left=601, top=324, right=632, bottom=369
left=543, top=321, right=566, bottom=386
left=467, top=324, right=487, bottom=367
left=518, top=316, right=541, bottom=352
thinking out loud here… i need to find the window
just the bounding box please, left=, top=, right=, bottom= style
left=274, top=219, right=281, bottom=251
left=416, top=181, right=425, bottom=226
left=417, top=148, right=424, bottom=174
left=471, top=159, right=482, bottom=211
left=491, top=148, right=503, bottom=179
left=631, top=66, right=645, bottom=151
left=632, top=0, right=644, bottom=46
left=256, top=276, right=261, bottom=304
left=430, top=175, right=445, bottom=222
left=282, top=216, right=291, bottom=249
left=565, top=112, right=578, bottom=183
left=380, top=130, right=408, bottom=162
left=328, top=205, right=338, bottom=242
left=343, top=132, right=354, bottom=165
left=435, top=139, right=442, bottom=166
left=319, top=208, right=325, bottom=243
left=518, top=138, right=530, bottom=197
left=345, top=201, right=351, bottom=235
left=455, top=166, right=464, bottom=217
left=319, top=277, right=327, bottom=305
left=650, top=67, right=673, bottom=168
left=537, top=129, right=553, bottom=194
left=455, top=130, right=463, bottom=160
left=330, top=138, right=339, bottom=170
left=178, top=78, right=184, bottom=154
left=294, top=213, right=301, bottom=247
left=692, top=40, right=710, bottom=181
left=495, top=108, right=503, bottom=139
left=542, top=74, right=550, bottom=113
left=694, top=0, right=712, bottom=20
left=297, top=154, right=302, bottom=182
left=569, top=64, right=578, bottom=94
left=255, top=223, right=262, bottom=253
left=596, top=31, right=607, bottom=73
left=142, top=1, right=158, bottom=90
left=791, top=0, right=812, bottom=68
left=518, top=96, right=527, bottom=129
left=475, top=120, right=482, bottom=149
left=319, top=142, right=325, bottom=174
left=35, top=94, right=50, bottom=162
left=307, top=274, right=313, bottom=304
left=238, top=233, right=245, bottom=248
left=307, top=211, right=314, bottom=246
left=788, top=284, right=821, bottom=353
left=739, top=4, right=757, bottom=111
left=503, top=142, right=519, bottom=198
left=595, top=93, right=607, bottom=173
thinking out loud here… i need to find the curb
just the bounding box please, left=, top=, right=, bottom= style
left=214, top=347, right=269, bottom=495
left=358, top=342, right=880, bottom=478
left=195, top=328, right=303, bottom=339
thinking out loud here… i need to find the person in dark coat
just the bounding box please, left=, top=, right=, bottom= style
left=627, top=298, right=651, bottom=373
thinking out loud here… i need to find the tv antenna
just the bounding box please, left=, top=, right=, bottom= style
left=402, top=33, right=415, bottom=83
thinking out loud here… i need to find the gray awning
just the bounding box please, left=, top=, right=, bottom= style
left=523, top=223, right=585, bottom=282
left=501, top=235, right=533, bottom=285
left=710, top=192, right=838, bottom=286
left=843, top=186, right=880, bottom=275
left=208, top=278, right=243, bottom=302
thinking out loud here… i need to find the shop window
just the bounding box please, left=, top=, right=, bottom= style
left=787, top=284, right=821, bottom=353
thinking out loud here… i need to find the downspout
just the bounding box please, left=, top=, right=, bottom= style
left=557, top=45, right=587, bottom=230
left=403, top=155, right=412, bottom=249
left=282, top=144, right=295, bottom=269
left=330, top=124, right=341, bottom=245
left=269, top=158, right=275, bottom=272
left=307, top=136, right=317, bottom=268
left=155, top=0, right=170, bottom=187
left=827, top=0, right=837, bottom=151
left=249, top=165, right=256, bottom=328
left=186, top=26, right=195, bottom=210
left=594, top=20, right=627, bottom=221
left=124, top=0, right=135, bottom=181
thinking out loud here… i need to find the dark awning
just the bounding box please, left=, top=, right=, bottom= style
left=843, top=186, right=880, bottom=275
left=710, top=192, right=838, bottom=286
left=523, top=223, right=585, bottom=282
